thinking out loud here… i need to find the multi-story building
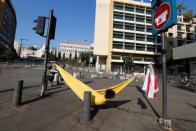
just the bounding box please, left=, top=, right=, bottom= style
left=94, top=0, right=162, bottom=73
left=166, top=15, right=196, bottom=47
left=0, top=0, right=17, bottom=48
left=167, top=15, right=196, bottom=75
left=59, top=42, right=92, bottom=59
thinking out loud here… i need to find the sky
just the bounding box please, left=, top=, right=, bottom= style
left=12, top=0, right=196, bottom=49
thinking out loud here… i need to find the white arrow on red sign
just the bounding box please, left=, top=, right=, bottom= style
left=153, top=2, right=171, bottom=30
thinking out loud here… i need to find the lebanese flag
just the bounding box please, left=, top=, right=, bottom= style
left=142, top=64, right=159, bottom=99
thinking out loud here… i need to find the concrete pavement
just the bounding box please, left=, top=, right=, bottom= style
left=0, top=65, right=195, bottom=131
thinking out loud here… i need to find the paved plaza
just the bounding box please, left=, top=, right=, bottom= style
left=0, top=65, right=195, bottom=131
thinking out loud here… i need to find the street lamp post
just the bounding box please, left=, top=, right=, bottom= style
left=19, top=38, right=28, bottom=57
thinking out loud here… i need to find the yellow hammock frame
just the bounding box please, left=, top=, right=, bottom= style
left=55, top=64, right=135, bottom=105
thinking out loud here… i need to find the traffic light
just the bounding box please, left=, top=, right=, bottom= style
left=49, top=15, right=56, bottom=39
left=33, top=16, right=46, bottom=36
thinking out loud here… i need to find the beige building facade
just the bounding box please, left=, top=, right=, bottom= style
left=166, top=15, right=196, bottom=47
left=94, top=0, right=162, bottom=73
left=59, top=42, right=92, bottom=59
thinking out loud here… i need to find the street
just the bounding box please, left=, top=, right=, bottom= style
left=0, top=64, right=195, bottom=131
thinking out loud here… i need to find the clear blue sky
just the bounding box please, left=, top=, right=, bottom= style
left=12, top=0, right=196, bottom=48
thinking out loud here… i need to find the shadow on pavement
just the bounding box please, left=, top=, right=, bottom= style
left=91, top=100, right=131, bottom=120
left=48, top=88, right=69, bottom=95
left=0, top=85, right=41, bottom=93
left=137, top=98, right=147, bottom=109
left=22, top=87, right=69, bottom=105
left=186, top=103, right=196, bottom=109
left=83, top=80, right=94, bottom=84
left=47, top=86, right=63, bottom=91
left=136, top=86, right=160, bottom=118
left=22, top=94, right=51, bottom=105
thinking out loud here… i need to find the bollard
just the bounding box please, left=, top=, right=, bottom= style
left=80, top=91, right=91, bottom=124
left=12, top=80, right=24, bottom=107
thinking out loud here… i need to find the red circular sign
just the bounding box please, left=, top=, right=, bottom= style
left=153, top=2, right=171, bottom=30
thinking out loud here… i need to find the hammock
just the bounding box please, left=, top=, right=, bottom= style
left=55, top=64, right=135, bottom=105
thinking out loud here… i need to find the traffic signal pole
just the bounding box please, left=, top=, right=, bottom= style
left=40, top=10, right=54, bottom=96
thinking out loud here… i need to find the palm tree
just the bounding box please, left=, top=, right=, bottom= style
left=177, top=3, right=186, bottom=15
left=184, top=9, right=194, bottom=22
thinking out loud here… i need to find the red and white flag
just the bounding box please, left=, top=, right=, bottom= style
left=142, top=64, right=159, bottom=99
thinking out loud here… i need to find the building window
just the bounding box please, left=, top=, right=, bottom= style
left=112, top=55, right=121, bottom=60
left=146, top=16, right=152, bottom=24
left=147, top=45, right=155, bottom=52
left=136, top=34, right=145, bottom=41
left=146, top=9, right=151, bottom=15
left=133, top=57, right=143, bottom=61
left=125, top=33, right=134, bottom=40
left=136, top=7, right=145, bottom=14
left=144, top=57, right=154, bottom=62
left=136, top=43, right=145, bottom=51
left=113, top=12, right=124, bottom=20
left=124, top=42, right=135, bottom=50
left=168, top=33, right=173, bottom=37
left=125, top=23, right=134, bottom=30
left=125, top=5, right=134, bottom=12
left=125, top=13, right=134, bottom=21
left=113, top=22, right=123, bottom=29
left=136, top=15, right=145, bottom=23
left=136, top=24, right=145, bottom=32
left=114, top=3, right=124, bottom=11
left=113, top=31, right=123, bottom=39
left=113, top=41, right=123, bottom=49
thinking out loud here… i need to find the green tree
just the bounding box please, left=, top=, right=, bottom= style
left=177, top=3, right=186, bottom=15
left=184, top=9, right=194, bottom=22
left=74, top=50, right=77, bottom=60
left=57, top=52, right=61, bottom=60
left=69, top=53, right=72, bottom=61
left=62, top=53, right=65, bottom=61
left=2, top=46, right=18, bottom=63
left=49, top=51, right=55, bottom=61
left=79, top=52, right=90, bottom=65
left=123, top=55, right=134, bottom=73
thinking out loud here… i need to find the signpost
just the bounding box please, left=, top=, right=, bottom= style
left=151, top=0, right=177, bottom=129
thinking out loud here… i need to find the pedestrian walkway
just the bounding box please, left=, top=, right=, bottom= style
left=0, top=67, right=195, bottom=131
